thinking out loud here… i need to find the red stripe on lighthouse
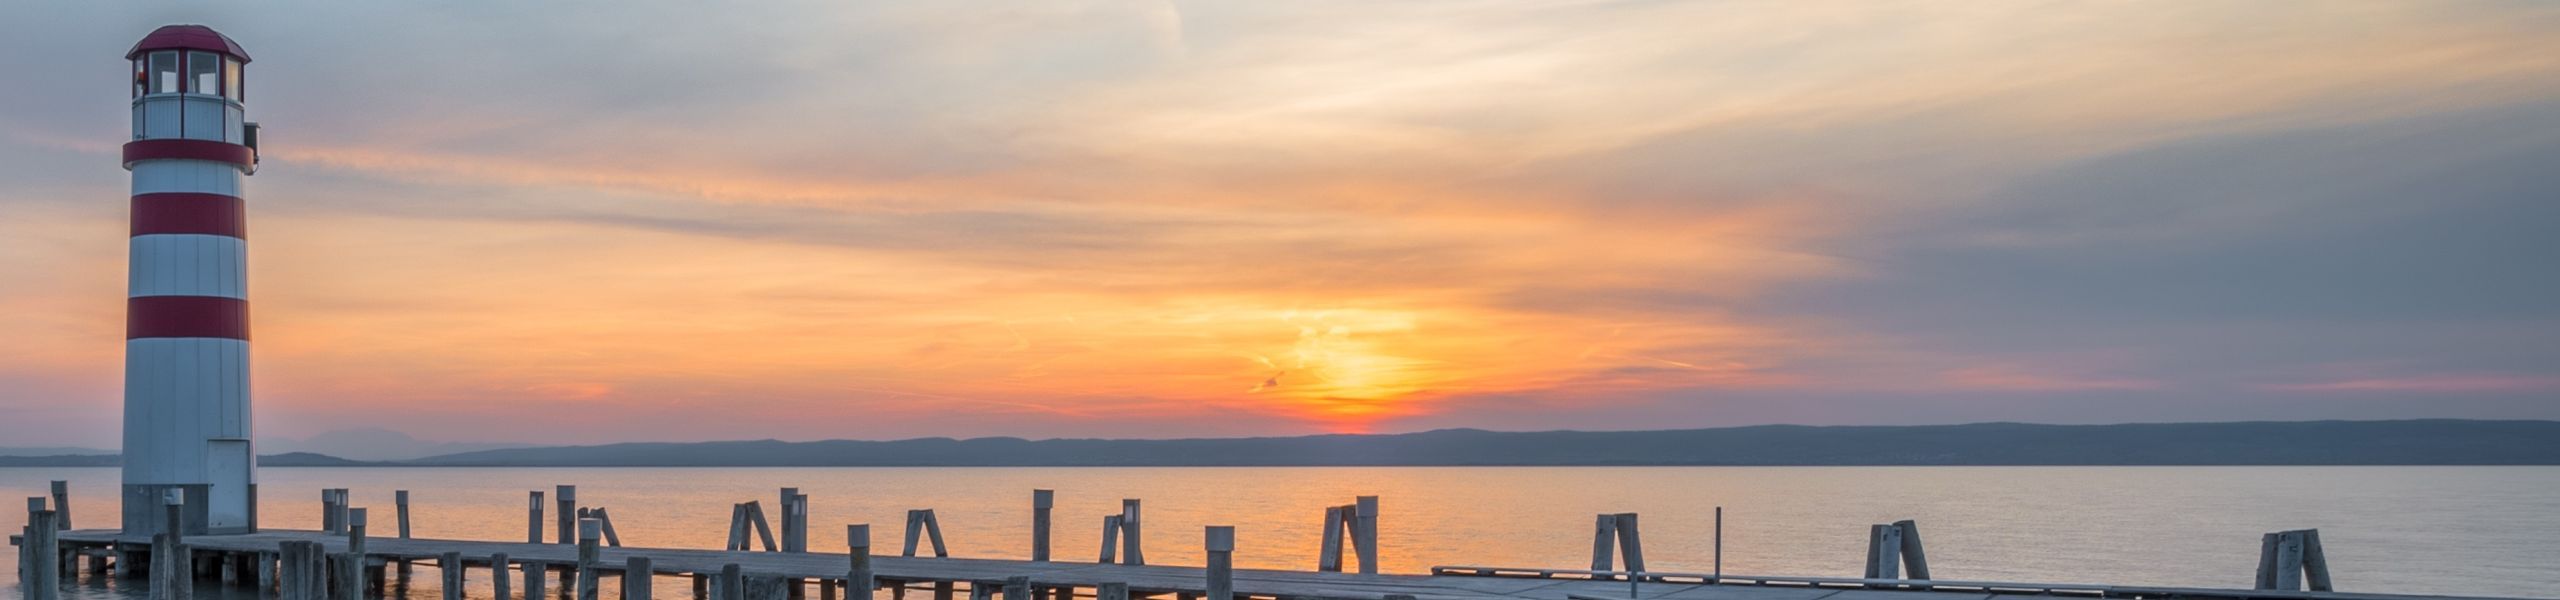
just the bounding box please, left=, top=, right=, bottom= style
left=127, top=296, right=249, bottom=340
left=131, top=193, right=246, bottom=238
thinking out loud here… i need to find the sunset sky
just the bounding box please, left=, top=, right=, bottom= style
left=2, top=1, right=2556, bottom=446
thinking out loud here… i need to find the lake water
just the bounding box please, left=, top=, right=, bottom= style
left=5, top=467, right=2557, bottom=598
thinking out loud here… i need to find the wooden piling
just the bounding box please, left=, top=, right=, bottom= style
left=627, top=556, right=655, bottom=600
left=747, top=576, right=788, bottom=600
left=443, top=552, right=467, bottom=600
left=397, top=491, right=414, bottom=539
left=350, top=508, right=370, bottom=559
left=1317, top=506, right=1345, bottom=572
left=1352, top=496, right=1378, bottom=575
left=2274, top=531, right=2305, bottom=591
left=579, top=518, right=605, bottom=600
left=2301, top=529, right=2334, bottom=592
left=1030, top=490, right=1053, bottom=562
left=27, top=509, right=59, bottom=600
left=719, top=564, right=745, bottom=600
left=258, top=551, right=278, bottom=591
left=597, top=508, right=625, bottom=548
left=279, top=542, right=318, bottom=600
left=526, top=560, right=550, bottom=600
left=1204, top=527, right=1234, bottom=600
left=1892, top=520, right=1930, bottom=581
left=847, top=525, right=875, bottom=600
left=530, top=492, right=548, bottom=545
left=495, top=554, right=514, bottom=600
left=557, top=486, right=579, bottom=547
left=1118, top=500, right=1143, bottom=567
left=747, top=503, right=779, bottom=553
left=729, top=505, right=751, bottom=551
left=2255, top=532, right=2280, bottom=590
left=1587, top=515, right=1615, bottom=577
left=1097, top=516, right=1121, bottom=564
left=1864, top=523, right=1902, bottom=585
left=1002, top=577, right=1030, bottom=600
left=781, top=489, right=807, bottom=554
left=922, top=511, right=947, bottom=558
left=48, top=481, right=69, bottom=531
left=1612, top=514, right=1644, bottom=577
left=338, top=550, right=364, bottom=600
left=1097, top=582, right=1128, bottom=600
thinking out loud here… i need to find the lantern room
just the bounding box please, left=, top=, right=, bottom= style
left=128, top=25, right=250, bottom=144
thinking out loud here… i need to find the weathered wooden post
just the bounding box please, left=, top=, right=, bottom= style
left=278, top=542, right=313, bottom=600
left=1030, top=490, right=1053, bottom=562
left=1863, top=523, right=1903, bottom=586
left=529, top=492, right=547, bottom=544
left=1710, top=505, right=1730, bottom=582
left=780, top=489, right=808, bottom=554
left=350, top=508, right=370, bottom=557
left=596, top=508, right=624, bottom=547
left=257, top=551, right=278, bottom=591
left=1118, top=500, right=1143, bottom=566
left=2254, top=529, right=2334, bottom=592
left=337, top=549, right=365, bottom=600
left=719, top=564, right=745, bottom=600
left=557, top=486, right=579, bottom=546
left=397, top=491, right=413, bottom=539
left=1892, top=520, right=1930, bottom=582
left=320, top=490, right=339, bottom=534
left=627, top=556, right=654, bottom=600
left=525, top=560, right=550, bottom=600
left=1002, top=577, right=1029, bottom=600
left=26, top=507, right=60, bottom=600
left=747, top=576, right=788, bottom=600
left=494, top=554, right=514, bottom=600
left=848, top=525, right=875, bottom=600
left=1588, top=514, right=1616, bottom=579
left=1097, top=516, right=1121, bottom=564
left=164, top=490, right=187, bottom=542
left=748, top=503, right=779, bottom=553
left=1352, top=496, right=1379, bottom=575
left=1614, top=513, right=1645, bottom=578
left=442, top=552, right=467, bottom=600
left=1096, top=582, right=1128, bottom=600
left=1204, top=527, right=1234, bottom=600
left=578, top=518, right=605, bottom=600
left=1317, top=506, right=1346, bottom=572
left=48, top=481, right=69, bottom=531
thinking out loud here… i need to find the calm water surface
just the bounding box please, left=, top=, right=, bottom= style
left=5, top=467, right=2556, bottom=598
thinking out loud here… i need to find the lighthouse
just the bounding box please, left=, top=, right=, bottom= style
left=120, top=24, right=259, bottom=535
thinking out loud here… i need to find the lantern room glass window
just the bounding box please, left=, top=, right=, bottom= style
left=132, top=59, right=146, bottom=98
left=148, top=51, right=180, bottom=95
left=189, top=52, right=220, bottom=96
left=225, top=58, right=243, bottom=100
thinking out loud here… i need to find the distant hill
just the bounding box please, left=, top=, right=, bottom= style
left=408, top=419, right=2560, bottom=467
left=263, top=428, right=537, bottom=461
left=0, top=452, right=370, bottom=467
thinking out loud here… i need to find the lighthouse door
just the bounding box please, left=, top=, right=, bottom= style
left=204, top=439, right=253, bottom=531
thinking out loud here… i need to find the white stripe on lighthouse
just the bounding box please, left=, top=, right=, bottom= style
left=131, top=159, right=244, bottom=196
left=129, top=234, right=247, bottom=299
left=121, top=337, right=250, bottom=483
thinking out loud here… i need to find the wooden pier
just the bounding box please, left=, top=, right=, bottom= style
left=11, top=486, right=2525, bottom=600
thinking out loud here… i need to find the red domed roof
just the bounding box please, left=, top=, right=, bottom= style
left=127, top=25, right=249, bottom=62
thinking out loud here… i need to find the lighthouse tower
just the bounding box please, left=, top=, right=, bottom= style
left=120, top=24, right=259, bottom=535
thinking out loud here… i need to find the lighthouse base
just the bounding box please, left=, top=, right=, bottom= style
left=120, top=483, right=257, bottom=536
